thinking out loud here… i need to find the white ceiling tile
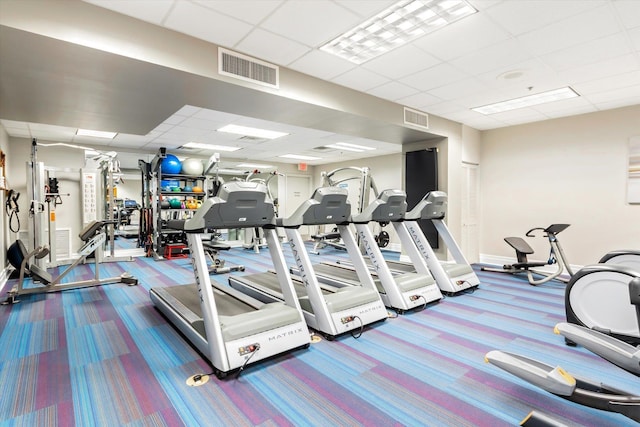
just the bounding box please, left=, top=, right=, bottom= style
left=412, top=13, right=511, bottom=62
left=164, top=1, right=253, bottom=48
left=396, top=92, right=443, bottom=110
left=163, top=125, right=211, bottom=140
left=492, top=108, right=550, bottom=123
left=289, top=49, right=357, bottom=80
left=179, top=117, right=226, bottom=131
left=362, top=44, right=440, bottom=79
left=260, top=0, right=360, bottom=46
left=583, top=84, right=640, bottom=104
left=613, top=0, right=640, bottom=30
left=530, top=96, right=594, bottom=115
left=557, top=54, right=640, bottom=85
left=542, top=105, right=599, bottom=120
left=428, top=77, right=489, bottom=102
left=572, top=70, right=640, bottom=97
left=424, top=101, right=467, bottom=116
left=400, top=63, right=470, bottom=92
left=476, top=58, right=561, bottom=92
left=236, top=28, right=310, bottom=66
left=162, top=115, right=187, bottom=126
left=112, top=133, right=154, bottom=144
left=192, top=109, right=244, bottom=123
left=541, top=33, right=632, bottom=72
left=334, top=0, right=397, bottom=18
left=152, top=123, right=175, bottom=133
left=628, top=26, right=640, bottom=51
left=83, top=0, right=174, bottom=25
left=593, top=97, right=640, bottom=112
left=174, top=105, right=201, bottom=117
left=192, top=0, right=283, bottom=25
left=450, top=38, right=532, bottom=76
left=331, top=67, right=390, bottom=92
left=483, top=0, right=605, bottom=36
left=516, top=4, right=620, bottom=56
left=0, top=119, right=30, bottom=130
left=367, top=81, right=418, bottom=101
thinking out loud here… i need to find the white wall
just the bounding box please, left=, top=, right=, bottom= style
left=480, top=104, right=640, bottom=267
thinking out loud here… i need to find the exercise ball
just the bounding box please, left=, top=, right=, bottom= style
left=181, top=158, right=204, bottom=176
left=169, top=198, right=182, bottom=209
left=192, top=186, right=203, bottom=193
left=161, top=154, right=182, bottom=175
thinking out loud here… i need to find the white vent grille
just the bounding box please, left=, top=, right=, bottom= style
left=219, top=48, right=279, bottom=89
left=404, top=107, right=429, bottom=130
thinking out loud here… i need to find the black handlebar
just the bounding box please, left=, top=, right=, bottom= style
left=525, top=224, right=571, bottom=237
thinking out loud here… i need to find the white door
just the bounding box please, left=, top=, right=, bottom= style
left=461, top=163, right=479, bottom=263
left=281, top=175, right=312, bottom=239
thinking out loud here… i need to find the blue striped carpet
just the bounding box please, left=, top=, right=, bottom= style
left=1, top=243, right=638, bottom=426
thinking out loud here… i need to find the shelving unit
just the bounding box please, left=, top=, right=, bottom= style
left=154, top=172, right=208, bottom=259
left=139, top=148, right=210, bottom=260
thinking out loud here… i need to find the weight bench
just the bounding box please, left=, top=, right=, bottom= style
left=203, top=240, right=244, bottom=274
left=310, top=230, right=344, bottom=255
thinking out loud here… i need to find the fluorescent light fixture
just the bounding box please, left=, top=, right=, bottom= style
left=472, top=87, right=580, bottom=115
left=321, top=0, right=477, bottom=64
left=76, top=129, right=117, bottom=139
left=279, top=154, right=322, bottom=161
left=325, top=142, right=377, bottom=152
left=217, top=124, right=289, bottom=140
left=236, top=163, right=274, bottom=169
left=182, top=142, right=241, bottom=152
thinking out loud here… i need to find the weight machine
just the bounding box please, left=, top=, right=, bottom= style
left=24, top=139, right=130, bottom=269
left=3, top=220, right=137, bottom=304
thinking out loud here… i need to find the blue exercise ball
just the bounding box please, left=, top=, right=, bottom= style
left=161, top=154, right=182, bottom=175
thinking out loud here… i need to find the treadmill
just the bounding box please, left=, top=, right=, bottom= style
left=303, top=189, right=443, bottom=313
left=388, top=191, right=479, bottom=295
left=229, top=187, right=388, bottom=339
left=149, top=181, right=310, bottom=378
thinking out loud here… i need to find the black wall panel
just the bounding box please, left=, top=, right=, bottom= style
left=405, top=148, right=439, bottom=248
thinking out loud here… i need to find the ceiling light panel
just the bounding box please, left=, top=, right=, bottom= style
left=279, top=154, right=322, bottom=160
left=321, top=0, right=477, bottom=64
left=182, top=142, right=241, bottom=151
left=236, top=163, right=274, bottom=169
left=217, top=124, right=289, bottom=139
left=324, top=142, right=377, bottom=152
left=472, top=87, right=580, bottom=115
left=76, top=129, right=118, bottom=139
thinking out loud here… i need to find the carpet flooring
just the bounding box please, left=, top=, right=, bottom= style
left=1, top=243, right=638, bottom=426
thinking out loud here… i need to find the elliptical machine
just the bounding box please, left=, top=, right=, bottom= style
left=485, top=276, right=640, bottom=423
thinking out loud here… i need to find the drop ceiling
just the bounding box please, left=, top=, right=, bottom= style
left=1, top=0, right=639, bottom=168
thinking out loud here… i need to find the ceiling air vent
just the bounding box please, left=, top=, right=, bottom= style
left=404, top=107, right=429, bottom=130
left=219, top=47, right=279, bottom=89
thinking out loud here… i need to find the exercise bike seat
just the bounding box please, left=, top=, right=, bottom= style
left=504, top=237, right=548, bottom=269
